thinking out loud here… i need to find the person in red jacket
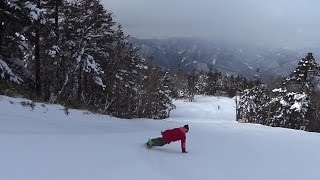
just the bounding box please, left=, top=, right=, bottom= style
left=146, top=125, right=189, bottom=153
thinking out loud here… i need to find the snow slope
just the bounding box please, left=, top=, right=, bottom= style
left=0, top=95, right=320, bottom=180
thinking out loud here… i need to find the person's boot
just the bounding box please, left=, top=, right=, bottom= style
left=146, top=139, right=154, bottom=148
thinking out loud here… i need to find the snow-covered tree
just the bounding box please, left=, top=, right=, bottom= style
left=142, top=68, right=175, bottom=119
left=101, top=24, right=148, bottom=118
left=62, top=0, right=107, bottom=98
left=269, top=88, right=309, bottom=130
left=239, top=84, right=269, bottom=124
left=38, top=0, right=64, bottom=101
left=0, top=0, right=36, bottom=84
left=195, top=71, right=208, bottom=95
left=0, top=55, right=23, bottom=84
left=204, top=69, right=218, bottom=95
left=186, top=70, right=198, bottom=102
left=284, top=53, right=319, bottom=94
left=278, top=53, right=320, bottom=130
left=155, top=72, right=176, bottom=118
left=223, top=75, right=238, bottom=97
left=171, top=69, right=187, bottom=98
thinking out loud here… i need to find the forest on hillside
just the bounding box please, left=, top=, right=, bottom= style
left=0, top=0, right=255, bottom=119
left=1, top=0, right=320, bottom=132
left=0, top=0, right=173, bottom=119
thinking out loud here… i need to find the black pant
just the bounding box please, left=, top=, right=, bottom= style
left=151, top=137, right=167, bottom=146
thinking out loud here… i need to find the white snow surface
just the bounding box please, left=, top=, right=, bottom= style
left=0, top=95, right=320, bottom=180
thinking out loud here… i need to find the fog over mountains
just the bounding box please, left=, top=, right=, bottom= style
left=130, top=37, right=320, bottom=80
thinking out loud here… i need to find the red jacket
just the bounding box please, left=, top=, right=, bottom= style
left=161, top=127, right=187, bottom=152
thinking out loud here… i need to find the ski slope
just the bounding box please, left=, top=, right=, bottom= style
left=0, top=95, right=320, bottom=180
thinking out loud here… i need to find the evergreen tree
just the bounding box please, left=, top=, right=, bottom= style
left=57, top=0, right=110, bottom=105
left=186, top=70, right=198, bottom=102
left=103, top=25, right=147, bottom=118
left=171, top=69, right=187, bottom=98
left=195, top=71, right=207, bottom=95
left=156, top=72, right=176, bottom=118
left=270, top=88, right=309, bottom=130
left=284, top=53, right=319, bottom=94
left=205, top=69, right=218, bottom=95
left=39, top=0, right=63, bottom=101
left=239, top=84, right=268, bottom=123
left=308, top=92, right=320, bottom=132
left=224, top=75, right=237, bottom=97
left=238, top=70, right=269, bottom=124
left=142, top=68, right=175, bottom=119
left=279, top=53, right=320, bottom=130
left=0, top=0, right=36, bottom=84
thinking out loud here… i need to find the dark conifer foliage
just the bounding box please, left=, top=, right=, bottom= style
left=238, top=84, right=269, bottom=124
left=284, top=52, right=319, bottom=94
left=186, top=70, right=198, bottom=102
left=0, top=0, right=35, bottom=84
left=142, top=68, right=175, bottom=119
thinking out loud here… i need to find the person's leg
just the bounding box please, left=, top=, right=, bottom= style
left=147, top=137, right=166, bottom=147
left=150, top=137, right=166, bottom=147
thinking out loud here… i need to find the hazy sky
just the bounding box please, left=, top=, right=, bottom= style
left=102, top=0, right=320, bottom=49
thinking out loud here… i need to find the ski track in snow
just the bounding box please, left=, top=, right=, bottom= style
left=0, top=95, right=320, bottom=180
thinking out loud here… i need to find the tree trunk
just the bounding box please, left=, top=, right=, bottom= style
left=53, top=0, right=60, bottom=97
left=0, top=20, right=2, bottom=54
left=266, top=103, right=272, bottom=125
left=35, top=0, right=41, bottom=98
left=77, top=64, right=82, bottom=101
left=55, top=0, right=59, bottom=40
left=235, top=96, right=238, bottom=121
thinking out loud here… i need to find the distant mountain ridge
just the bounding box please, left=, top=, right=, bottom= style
left=129, top=37, right=320, bottom=80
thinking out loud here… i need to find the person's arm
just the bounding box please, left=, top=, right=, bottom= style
left=181, top=137, right=187, bottom=153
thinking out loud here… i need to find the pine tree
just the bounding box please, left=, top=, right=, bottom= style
left=204, top=69, right=218, bottom=95
left=171, top=69, right=187, bottom=98
left=186, top=70, right=198, bottom=102
left=102, top=24, right=147, bottom=118
left=238, top=70, right=269, bottom=124
left=270, top=88, right=309, bottom=130
left=308, top=92, right=320, bottom=132
left=239, top=84, right=268, bottom=123
left=279, top=53, right=320, bottom=130
left=0, top=0, right=36, bottom=84
left=284, top=53, right=319, bottom=94
left=155, top=72, right=176, bottom=118
left=224, top=75, right=236, bottom=97
left=58, top=0, right=109, bottom=104
left=195, top=71, right=207, bottom=95
left=142, top=68, right=175, bottom=119
left=39, top=0, right=63, bottom=101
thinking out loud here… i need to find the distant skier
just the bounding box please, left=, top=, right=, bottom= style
left=146, top=125, right=189, bottom=153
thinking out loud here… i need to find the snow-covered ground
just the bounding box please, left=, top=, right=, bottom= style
left=0, top=95, right=320, bottom=180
